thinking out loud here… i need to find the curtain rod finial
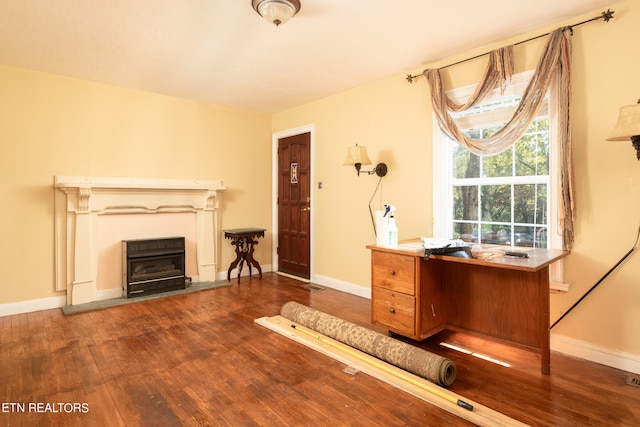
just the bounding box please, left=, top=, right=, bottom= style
left=602, top=9, right=615, bottom=22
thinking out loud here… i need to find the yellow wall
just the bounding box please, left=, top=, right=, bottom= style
left=274, top=1, right=640, bottom=356
left=1, top=1, right=638, bottom=361
left=0, top=67, right=273, bottom=304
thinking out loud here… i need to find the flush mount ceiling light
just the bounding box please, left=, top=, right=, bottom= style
left=252, top=0, right=301, bottom=26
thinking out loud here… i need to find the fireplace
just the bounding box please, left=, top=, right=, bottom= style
left=54, top=176, right=225, bottom=306
left=123, top=237, right=186, bottom=297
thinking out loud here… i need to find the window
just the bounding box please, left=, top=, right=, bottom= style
left=433, top=71, right=561, bottom=251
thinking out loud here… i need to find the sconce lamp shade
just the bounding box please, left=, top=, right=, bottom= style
left=343, top=144, right=372, bottom=167
left=252, top=0, right=301, bottom=26
left=344, top=144, right=388, bottom=177
left=607, top=101, right=640, bottom=140
left=607, top=100, right=640, bottom=160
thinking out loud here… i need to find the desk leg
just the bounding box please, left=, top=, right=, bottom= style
left=227, top=238, right=244, bottom=283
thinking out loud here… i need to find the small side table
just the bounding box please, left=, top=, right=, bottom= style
left=224, top=228, right=266, bottom=283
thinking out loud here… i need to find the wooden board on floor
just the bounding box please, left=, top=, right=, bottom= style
left=255, top=315, right=529, bottom=427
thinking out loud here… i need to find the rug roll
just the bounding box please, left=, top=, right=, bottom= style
left=280, top=301, right=456, bottom=386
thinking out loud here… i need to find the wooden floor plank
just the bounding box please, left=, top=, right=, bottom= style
left=0, top=273, right=639, bottom=426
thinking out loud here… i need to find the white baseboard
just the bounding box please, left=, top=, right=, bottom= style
left=276, top=271, right=310, bottom=282
left=550, top=281, right=570, bottom=292
left=551, top=333, right=640, bottom=375
left=0, top=295, right=66, bottom=317
left=313, top=274, right=372, bottom=299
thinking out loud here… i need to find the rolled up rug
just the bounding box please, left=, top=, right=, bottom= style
left=280, top=301, right=456, bottom=386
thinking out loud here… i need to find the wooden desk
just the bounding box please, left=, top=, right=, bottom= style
left=224, top=228, right=266, bottom=283
left=367, top=243, right=569, bottom=374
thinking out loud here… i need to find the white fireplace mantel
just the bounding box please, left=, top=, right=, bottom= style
left=54, top=176, right=226, bottom=305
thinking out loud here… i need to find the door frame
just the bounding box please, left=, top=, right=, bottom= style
left=271, top=124, right=315, bottom=281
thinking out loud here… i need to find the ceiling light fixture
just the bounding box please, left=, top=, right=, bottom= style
left=252, top=0, right=301, bottom=27
left=607, top=99, right=640, bottom=160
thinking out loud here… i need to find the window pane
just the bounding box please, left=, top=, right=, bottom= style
left=453, top=222, right=475, bottom=242
left=514, top=184, right=536, bottom=224
left=515, top=136, right=539, bottom=176
left=535, top=226, right=548, bottom=248
left=481, top=185, right=511, bottom=222
left=516, top=118, right=550, bottom=176
left=453, top=144, right=480, bottom=179
left=482, top=125, right=500, bottom=138
left=466, top=129, right=482, bottom=139
left=453, top=186, right=478, bottom=221
left=535, top=184, right=547, bottom=225
left=512, top=184, right=548, bottom=225
left=513, top=225, right=536, bottom=247
left=482, top=147, right=513, bottom=178
left=475, top=224, right=507, bottom=244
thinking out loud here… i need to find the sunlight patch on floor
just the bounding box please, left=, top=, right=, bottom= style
left=440, top=342, right=512, bottom=368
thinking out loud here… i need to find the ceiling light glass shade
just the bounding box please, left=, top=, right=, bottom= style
left=252, top=0, right=301, bottom=26
left=343, top=145, right=372, bottom=166
left=606, top=101, right=640, bottom=141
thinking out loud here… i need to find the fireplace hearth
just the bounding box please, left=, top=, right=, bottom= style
left=122, top=237, right=186, bottom=298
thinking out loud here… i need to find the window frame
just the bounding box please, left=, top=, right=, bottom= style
left=431, top=70, right=566, bottom=287
left=432, top=71, right=562, bottom=249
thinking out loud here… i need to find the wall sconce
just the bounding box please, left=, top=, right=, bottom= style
left=607, top=99, right=640, bottom=160
left=343, top=144, right=388, bottom=177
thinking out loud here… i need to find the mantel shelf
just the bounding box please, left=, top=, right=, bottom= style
left=54, top=176, right=225, bottom=191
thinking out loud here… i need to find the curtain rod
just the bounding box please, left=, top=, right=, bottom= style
left=406, top=9, right=615, bottom=83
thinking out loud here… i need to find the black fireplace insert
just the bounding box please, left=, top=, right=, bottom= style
left=122, top=237, right=186, bottom=298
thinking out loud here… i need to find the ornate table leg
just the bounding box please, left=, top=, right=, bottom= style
left=227, top=237, right=244, bottom=283
left=246, top=238, right=263, bottom=279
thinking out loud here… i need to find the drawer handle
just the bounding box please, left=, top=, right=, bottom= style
left=389, top=308, right=395, bottom=314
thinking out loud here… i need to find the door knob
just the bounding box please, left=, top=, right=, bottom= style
left=301, top=207, right=310, bottom=212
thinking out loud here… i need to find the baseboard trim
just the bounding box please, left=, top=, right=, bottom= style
left=0, top=295, right=66, bottom=317
left=313, top=275, right=371, bottom=299
left=276, top=271, right=310, bottom=282
left=551, top=334, right=640, bottom=375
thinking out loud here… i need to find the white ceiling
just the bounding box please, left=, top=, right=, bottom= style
left=0, top=0, right=619, bottom=113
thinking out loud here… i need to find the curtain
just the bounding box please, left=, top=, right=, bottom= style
left=425, top=27, right=575, bottom=250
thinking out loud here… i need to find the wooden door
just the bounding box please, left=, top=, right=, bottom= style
left=278, top=132, right=311, bottom=278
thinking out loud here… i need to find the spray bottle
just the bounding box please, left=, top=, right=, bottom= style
left=383, top=204, right=398, bottom=248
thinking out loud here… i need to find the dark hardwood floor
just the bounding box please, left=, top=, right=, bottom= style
left=1, top=273, right=639, bottom=426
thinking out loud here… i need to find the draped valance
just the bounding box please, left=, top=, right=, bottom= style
left=424, top=27, right=575, bottom=249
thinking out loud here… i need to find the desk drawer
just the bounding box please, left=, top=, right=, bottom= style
left=372, top=251, right=416, bottom=295
left=372, top=286, right=415, bottom=336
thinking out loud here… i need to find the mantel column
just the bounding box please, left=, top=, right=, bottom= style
left=68, top=187, right=98, bottom=305
left=196, top=190, right=221, bottom=282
